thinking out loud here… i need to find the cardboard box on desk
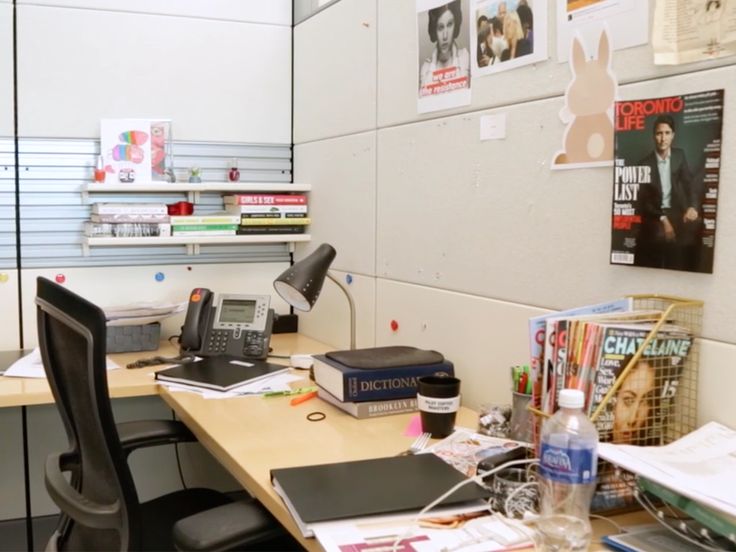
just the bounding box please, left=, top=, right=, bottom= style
left=106, top=323, right=161, bottom=353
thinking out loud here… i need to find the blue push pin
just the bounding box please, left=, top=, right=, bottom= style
left=155, top=272, right=165, bottom=282
left=345, top=274, right=353, bottom=285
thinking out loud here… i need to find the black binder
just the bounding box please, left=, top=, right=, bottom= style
left=155, top=355, right=288, bottom=391
left=270, top=453, right=490, bottom=537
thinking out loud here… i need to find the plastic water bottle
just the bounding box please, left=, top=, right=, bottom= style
left=537, top=389, right=598, bottom=551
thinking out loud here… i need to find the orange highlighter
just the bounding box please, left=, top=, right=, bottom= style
left=290, top=390, right=318, bottom=406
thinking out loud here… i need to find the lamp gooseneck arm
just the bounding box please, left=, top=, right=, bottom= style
left=326, top=271, right=356, bottom=350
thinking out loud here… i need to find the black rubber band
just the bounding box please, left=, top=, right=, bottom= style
left=306, top=411, right=326, bottom=422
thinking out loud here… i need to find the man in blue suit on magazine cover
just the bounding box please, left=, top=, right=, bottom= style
left=635, top=115, right=702, bottom=271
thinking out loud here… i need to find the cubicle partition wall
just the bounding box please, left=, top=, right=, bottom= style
left=0, top=0, right=297, bottom=533
left=293, top=0, right=736, bottom=427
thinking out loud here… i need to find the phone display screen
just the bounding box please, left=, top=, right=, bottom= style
left=219, top=299, right=256, bottom=324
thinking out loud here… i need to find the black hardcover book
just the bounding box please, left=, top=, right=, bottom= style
left=155, top=355, right=288, bottom=391
left=271, top=453, right=490, bottom=537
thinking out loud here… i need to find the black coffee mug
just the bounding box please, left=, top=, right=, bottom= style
left=417, top=375, right=461, bottom=438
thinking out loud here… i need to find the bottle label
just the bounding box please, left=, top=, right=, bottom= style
left=539, top=442, right=597, bottom=485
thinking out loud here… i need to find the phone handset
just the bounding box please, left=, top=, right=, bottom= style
left=180, top=288, right=213, bottom=352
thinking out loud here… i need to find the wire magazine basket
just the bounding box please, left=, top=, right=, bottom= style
left=530, top=294, right=703, bottom=514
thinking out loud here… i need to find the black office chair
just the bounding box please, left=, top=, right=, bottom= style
left=35, top=277, right=295, bottom=551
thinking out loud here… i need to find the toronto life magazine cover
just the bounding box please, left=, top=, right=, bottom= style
left=611, top=89, right=724, bottom=273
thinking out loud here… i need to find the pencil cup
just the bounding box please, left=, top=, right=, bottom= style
left=417, top=375, right=461, bottom=438
left=509, top=392, right=533, bottom=443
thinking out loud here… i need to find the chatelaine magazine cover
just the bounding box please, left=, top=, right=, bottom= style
left=610, top=89, right=724, bottom=273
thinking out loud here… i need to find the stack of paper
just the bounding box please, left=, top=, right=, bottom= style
left=103, top=301, right=186, bottom=326
left=599, top=421, right=736, bottom=518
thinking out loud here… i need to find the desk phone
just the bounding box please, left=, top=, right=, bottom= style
left=180, top=288, right=273, bottom=360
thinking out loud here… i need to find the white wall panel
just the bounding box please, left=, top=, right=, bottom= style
left=0, top=1, right=12, bottom=137
left=698, top=340, right=736, bottom=428
left=0, top=270, right=21, bottom=350
left=377, top=64, right=736, bottom=344
left=17, top=5, right=291, bottom=142
left=297, top=269, right=376, bottom=350
left=375, top=279, right=547, bottom=410
left=20, top=262, right=291, bottom=349
left=376, top=0, right=736, bottom=128
left=294, top=132, right=376, bottom=276
left=17, top=0, right=292, bottom=25
left=294, top=0, right=376, bottom=143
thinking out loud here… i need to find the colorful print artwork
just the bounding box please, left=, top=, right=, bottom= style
left=100, top=119, right=163, bottom=182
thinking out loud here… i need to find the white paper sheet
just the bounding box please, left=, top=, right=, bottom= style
left=599, top=421, right=736, bottom=517
left=159, top=372, right=303, bottom=399
left=3, top=348, right=120, bottom=378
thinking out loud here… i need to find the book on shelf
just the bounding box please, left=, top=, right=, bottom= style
left=223, top=193, right=307, bottom=206
left=171, top=224, right=239, bottom=232
left=239, top=217, right=311, bottom=226
left=91, top=202, right=168, bottom=215
left=171, top=229, right=237, bottom=236
left=84, top=222, right=171, bottom=238
left=224, top=204, right=308, bottom=215
left=238, top=212, right=309, bottom=219
left=312, top=346, right=453, bottom=402
left=316, top=386, right=418, bottom=418
left=270, top=453, right=490, bottom=537
left=90, top=213, right=170, bottom=224
left=169, top=214, right=240, bottom=225
left=236, top=225, right=307, bottom=235
left=155, top=355, right=288, bottom=392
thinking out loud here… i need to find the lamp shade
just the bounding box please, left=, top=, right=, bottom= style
left=273, top=243, right=337, bottom=311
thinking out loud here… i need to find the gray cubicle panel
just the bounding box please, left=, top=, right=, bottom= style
left=293, top=0, right=376, bottom=144
left=15, top=2, right=291, bottom=143
left=0, top=1, right=12, bottom=138
left=19, top=0, right=292, bottom=26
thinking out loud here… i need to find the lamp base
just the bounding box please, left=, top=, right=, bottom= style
left=273, top=313, right=299, bottom=334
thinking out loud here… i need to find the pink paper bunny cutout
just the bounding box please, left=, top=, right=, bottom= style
left=553, top=30, right=617, bottom=167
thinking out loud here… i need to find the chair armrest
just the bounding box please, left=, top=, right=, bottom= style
left=173, top=499, right=285, bottom=552
left=117, top=420, right=196, bottom=454
left=45, top=453, right=121, bottom=529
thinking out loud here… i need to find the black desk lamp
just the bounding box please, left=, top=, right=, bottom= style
left=273, top=243, right=356, bottom=349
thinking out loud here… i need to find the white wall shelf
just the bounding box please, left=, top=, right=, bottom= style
left=82, top=182, right=312, bottom=255
left=82, top=182, right=311, bottom=202
left=82, top=234, right=311, bottom=256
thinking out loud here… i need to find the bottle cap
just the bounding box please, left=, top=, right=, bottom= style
left=559, top=389, right=584, bottom=409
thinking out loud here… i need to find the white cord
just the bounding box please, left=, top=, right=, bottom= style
left=389, top=458, right=539, bottom=552
left=633, top=489, right=730, bottom=551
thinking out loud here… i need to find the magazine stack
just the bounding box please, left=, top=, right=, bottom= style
left=528, top=295, right=703, bottom=512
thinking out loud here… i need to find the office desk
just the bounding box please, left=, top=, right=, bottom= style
left=2, top=336, right=652, bottom=551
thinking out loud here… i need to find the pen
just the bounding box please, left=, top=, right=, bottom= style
left=290, top=390, right=318, bottom=406
left=518, top=372, right=528, bottom=395
left=263, top=386, right=317, bottom=398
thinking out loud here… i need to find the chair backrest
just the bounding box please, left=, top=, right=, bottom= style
left=36, top=277, right=141, bottom=551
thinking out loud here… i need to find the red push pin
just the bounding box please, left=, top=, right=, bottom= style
left=390, top=319, right=399, bottom=332
left=55, top=274, right=66, bottom=284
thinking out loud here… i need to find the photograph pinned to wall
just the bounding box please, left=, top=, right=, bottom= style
left=100, top=119, right=153, bottom=182
left=556, top=0, right=648, bottom=63
left=610, top=89, right=724, bottom=273
left=471, top=0, right=548, bottom=77
left=417, top=0, right=472, bottom=114
left=551, top=28, right=618, bottom=170
left=653, top=0, right=736, bottom=65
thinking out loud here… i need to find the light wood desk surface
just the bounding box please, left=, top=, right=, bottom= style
left=1, top=334, right=652, bottom=551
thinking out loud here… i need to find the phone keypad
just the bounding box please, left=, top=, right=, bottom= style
left=206, top=330, right=231, bottom=354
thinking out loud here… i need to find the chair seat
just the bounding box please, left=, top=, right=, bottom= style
left=139, top=488, right=232, bottom=551
left=172, top=498, right=289, bottom=552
